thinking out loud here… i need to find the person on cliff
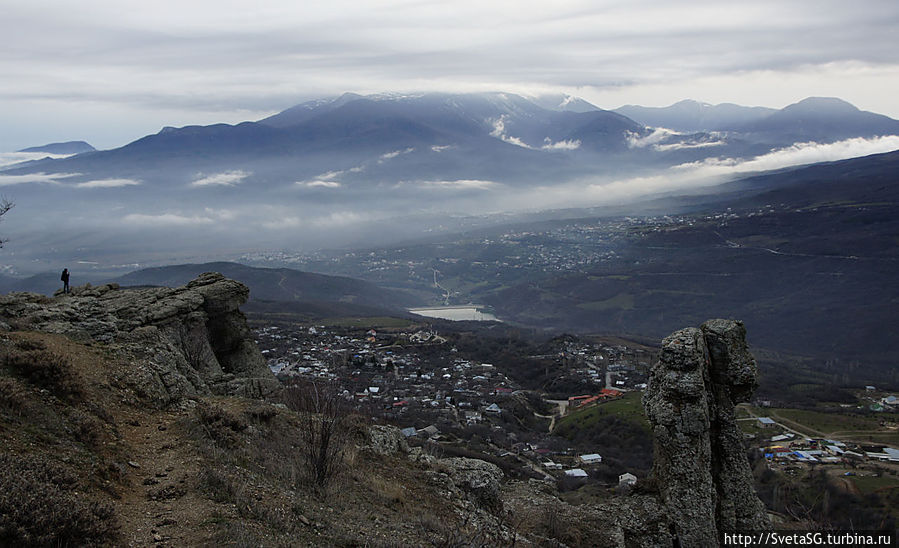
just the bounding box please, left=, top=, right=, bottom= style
left=61, top=268, right=70, bottom=294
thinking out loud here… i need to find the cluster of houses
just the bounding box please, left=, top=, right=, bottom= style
left=757, top=416, right=899, bottom=466
left=532, top=337, right=651, bottom=393
left=860, top=386, right=899, bottom=412
left=762, top=437, right=899, bottom=465
left=256, top=324, right=527, bottom=425
left=254, top=323, right=653, bottom=487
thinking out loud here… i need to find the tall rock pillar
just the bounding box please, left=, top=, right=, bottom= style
left=643, top=319, right=770, bottom=546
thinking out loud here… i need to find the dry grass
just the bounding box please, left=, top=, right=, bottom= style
left=0, top=453, right=118, bottom=546
left=1, top=340, right=85, bottom=400
left=368, top=476, right=408, bottom=508
left=0, top=377, right=29, bottom=415
left=192, top=401, right=249, bottom=449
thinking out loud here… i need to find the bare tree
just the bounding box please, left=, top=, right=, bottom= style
left=174, top=322, right=214, bottom=371
left=282, top=381, right=349, bottom=493
left=0, top=197, right=12, bottom=248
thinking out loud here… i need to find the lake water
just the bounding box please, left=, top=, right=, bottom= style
left=409, top=306, right=500, bottom=322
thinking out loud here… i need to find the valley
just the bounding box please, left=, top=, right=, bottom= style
left=4, top=1, right=899, bottom=542
left=236, top=151, right=899, bottom=388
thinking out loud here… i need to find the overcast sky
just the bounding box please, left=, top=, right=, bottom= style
left=2, top=0, right=898, bottom=151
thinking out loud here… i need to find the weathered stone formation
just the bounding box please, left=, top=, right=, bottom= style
left=0, top=272, right=279, bottom=405
left=643, top=319, right=770, bottom=546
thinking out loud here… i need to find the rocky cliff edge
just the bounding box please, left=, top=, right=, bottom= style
left=0, top=272, right=279, bottom=406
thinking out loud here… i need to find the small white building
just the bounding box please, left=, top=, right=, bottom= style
left=579, top=453, right=603, bottom=465
left=619, top=472, right=637, bottom=487
left=485, top=403, right=502, bottom=414
left=757, top=417, right=776, bottom=428
left=565, top=469, right=588, bottom=478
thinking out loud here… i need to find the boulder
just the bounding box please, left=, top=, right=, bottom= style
left=441, top=457, right=504, bottom=513
left=363, top=425, right=410, bottom=456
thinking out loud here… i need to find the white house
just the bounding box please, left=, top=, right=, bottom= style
left=565, top=469, right=588, bottom=478
left=579, top=453, right=603, bottom=465
left=619, top=472, right=637, bottom=487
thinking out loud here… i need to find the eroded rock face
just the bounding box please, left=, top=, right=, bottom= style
left=441, top=457, right=505, bottom=513
left=643, top=319, right=770, bottom=546
left=0, top=273, right=278, bottom=406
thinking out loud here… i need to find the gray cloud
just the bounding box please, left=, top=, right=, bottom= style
left=190, top=170, right=251, bottom=187
left=73, top=178, right=141, bottom=188
left=0, top=172, right=78, bottom=186
left=2, top=0, right=898, bottom=151
left=0, top=152, right=74, bottom=168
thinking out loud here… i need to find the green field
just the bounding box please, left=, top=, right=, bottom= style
left=850, top=474, right=899, bottom=495
left=575, top=293, right=635, bottom=311
left=773, top=408, right=882, bottom=434
left=554, top=391, right=649, bottom=434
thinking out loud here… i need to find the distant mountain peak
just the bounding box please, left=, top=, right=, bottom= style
left=531, top=93, right=601, bottom=113
left=613, top=100, right=777, bottom=132
left=17, top=140, right=95, bottom=154
left=671, top=99, right=712, bottom=108
left=785, top=96, right=860, bottom=113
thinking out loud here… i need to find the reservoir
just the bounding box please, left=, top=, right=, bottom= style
left=409, top=306, right=500, bottom=322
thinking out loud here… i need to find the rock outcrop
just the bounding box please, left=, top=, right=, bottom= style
left=643, top=318, right=770, bottom=546
left=0, top=273, right=279, bottom=406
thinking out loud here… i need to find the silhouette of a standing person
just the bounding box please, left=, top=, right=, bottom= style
left=61, top=268, right=70, bottom=294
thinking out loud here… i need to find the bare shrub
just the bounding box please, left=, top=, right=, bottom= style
left=0, top=377, right=29, bottom=415
left=0, top=454, right=117, bottom=546
left=281, top=381, right=349, bottom=493
left=200, top=467, right=240, bottom=504
left=193, top=401, right=249, bottom=449
left=244, top=402, right=279, bottom=423
left=69, top=408, right=107, bottom=447
left=420, top=514, right=489, bottom=547
left=175, top=322, right=214, bottom=371
left=369, top=476, right=407, bottom=508
left=0, top=197, right=11, bottom=248
left=1, top=346, right=84, bottom=400
left=13, top=339, right=46, bottom=352
left=199, top=468, right=300, bottom=533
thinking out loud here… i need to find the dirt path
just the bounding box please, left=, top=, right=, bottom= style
left=533, top=412, right=556, bottom=433
left=113, top=407, right=213, bottom=547
left=544, top=399, right=569, bottom=433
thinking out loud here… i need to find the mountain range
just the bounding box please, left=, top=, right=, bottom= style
left=1, top=92, right=898, bottom=275
left=11, top=94, right=898, bottom=186
left=615, top=97, right=899, bottom=144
